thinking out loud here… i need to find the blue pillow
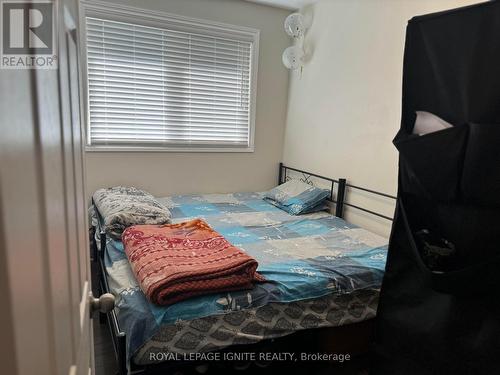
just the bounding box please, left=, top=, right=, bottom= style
left=263, top=180, right=330, bottom=215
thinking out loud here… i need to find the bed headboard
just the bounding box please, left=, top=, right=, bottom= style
left=278, top=163, right=396, bottom=221
left=278, top=163, right=346, bottom=218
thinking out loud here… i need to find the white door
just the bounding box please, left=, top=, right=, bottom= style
left=0, top=1, right=106, bottom=374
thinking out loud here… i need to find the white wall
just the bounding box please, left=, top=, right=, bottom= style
left=283, top=0, right=483, bottom=237
left=85, top=0, right=290, bottom=197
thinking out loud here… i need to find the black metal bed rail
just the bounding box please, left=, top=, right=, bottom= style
left=344, top=183, right=396, bottom=221
left=346, top=183, right=397, bottom=200
left=342, top=202, right=394, bottom=221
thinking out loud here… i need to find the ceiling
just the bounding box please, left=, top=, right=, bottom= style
left=243, top=0, right=317, bottom=10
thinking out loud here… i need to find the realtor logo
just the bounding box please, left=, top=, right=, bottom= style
left=1, top=0, right=57, bottom=69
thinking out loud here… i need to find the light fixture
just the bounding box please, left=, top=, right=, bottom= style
left=284, top=13, right=307, bottom=38
left=282, top=12, right=311, bottom=71
left=282, top=46, right=304, bottom=70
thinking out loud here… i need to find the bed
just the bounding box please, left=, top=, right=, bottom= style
left=91, top=164, right=396, bottom=374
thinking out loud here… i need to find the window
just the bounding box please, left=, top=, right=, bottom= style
left=82, top=4, right=259, bottom=151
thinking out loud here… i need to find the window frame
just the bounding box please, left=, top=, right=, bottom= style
left=79, top=0, right=259, bottom=153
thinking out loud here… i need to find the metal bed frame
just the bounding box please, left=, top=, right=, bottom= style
left=278, top=163, right=396, bottom=221
left=91, top=163, right=396, bottom=375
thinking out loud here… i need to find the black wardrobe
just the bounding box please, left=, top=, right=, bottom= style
left=373, top=2, right=500, bottom=374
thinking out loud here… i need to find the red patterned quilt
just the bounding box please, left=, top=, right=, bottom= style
left=122, top=219, right=265, bottom=306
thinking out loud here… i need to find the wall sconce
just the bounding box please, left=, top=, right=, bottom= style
left=282, top=12, right=311, bottom=71
left=282, top=46, right=304, bottom=70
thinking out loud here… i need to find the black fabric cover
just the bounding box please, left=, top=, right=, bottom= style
left=373, top=2, right=500, bottom=374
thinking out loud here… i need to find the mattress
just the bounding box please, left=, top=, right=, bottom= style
left=100, top=192, right=388, bottom=365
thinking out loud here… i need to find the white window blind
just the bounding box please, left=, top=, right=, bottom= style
left=85, top=16, right=255, bottom=150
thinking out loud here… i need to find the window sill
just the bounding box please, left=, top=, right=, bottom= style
left=85, top=145, right=255, bottom=153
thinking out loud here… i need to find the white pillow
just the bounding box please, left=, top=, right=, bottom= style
left=413, top=111, right=453, bottom=135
